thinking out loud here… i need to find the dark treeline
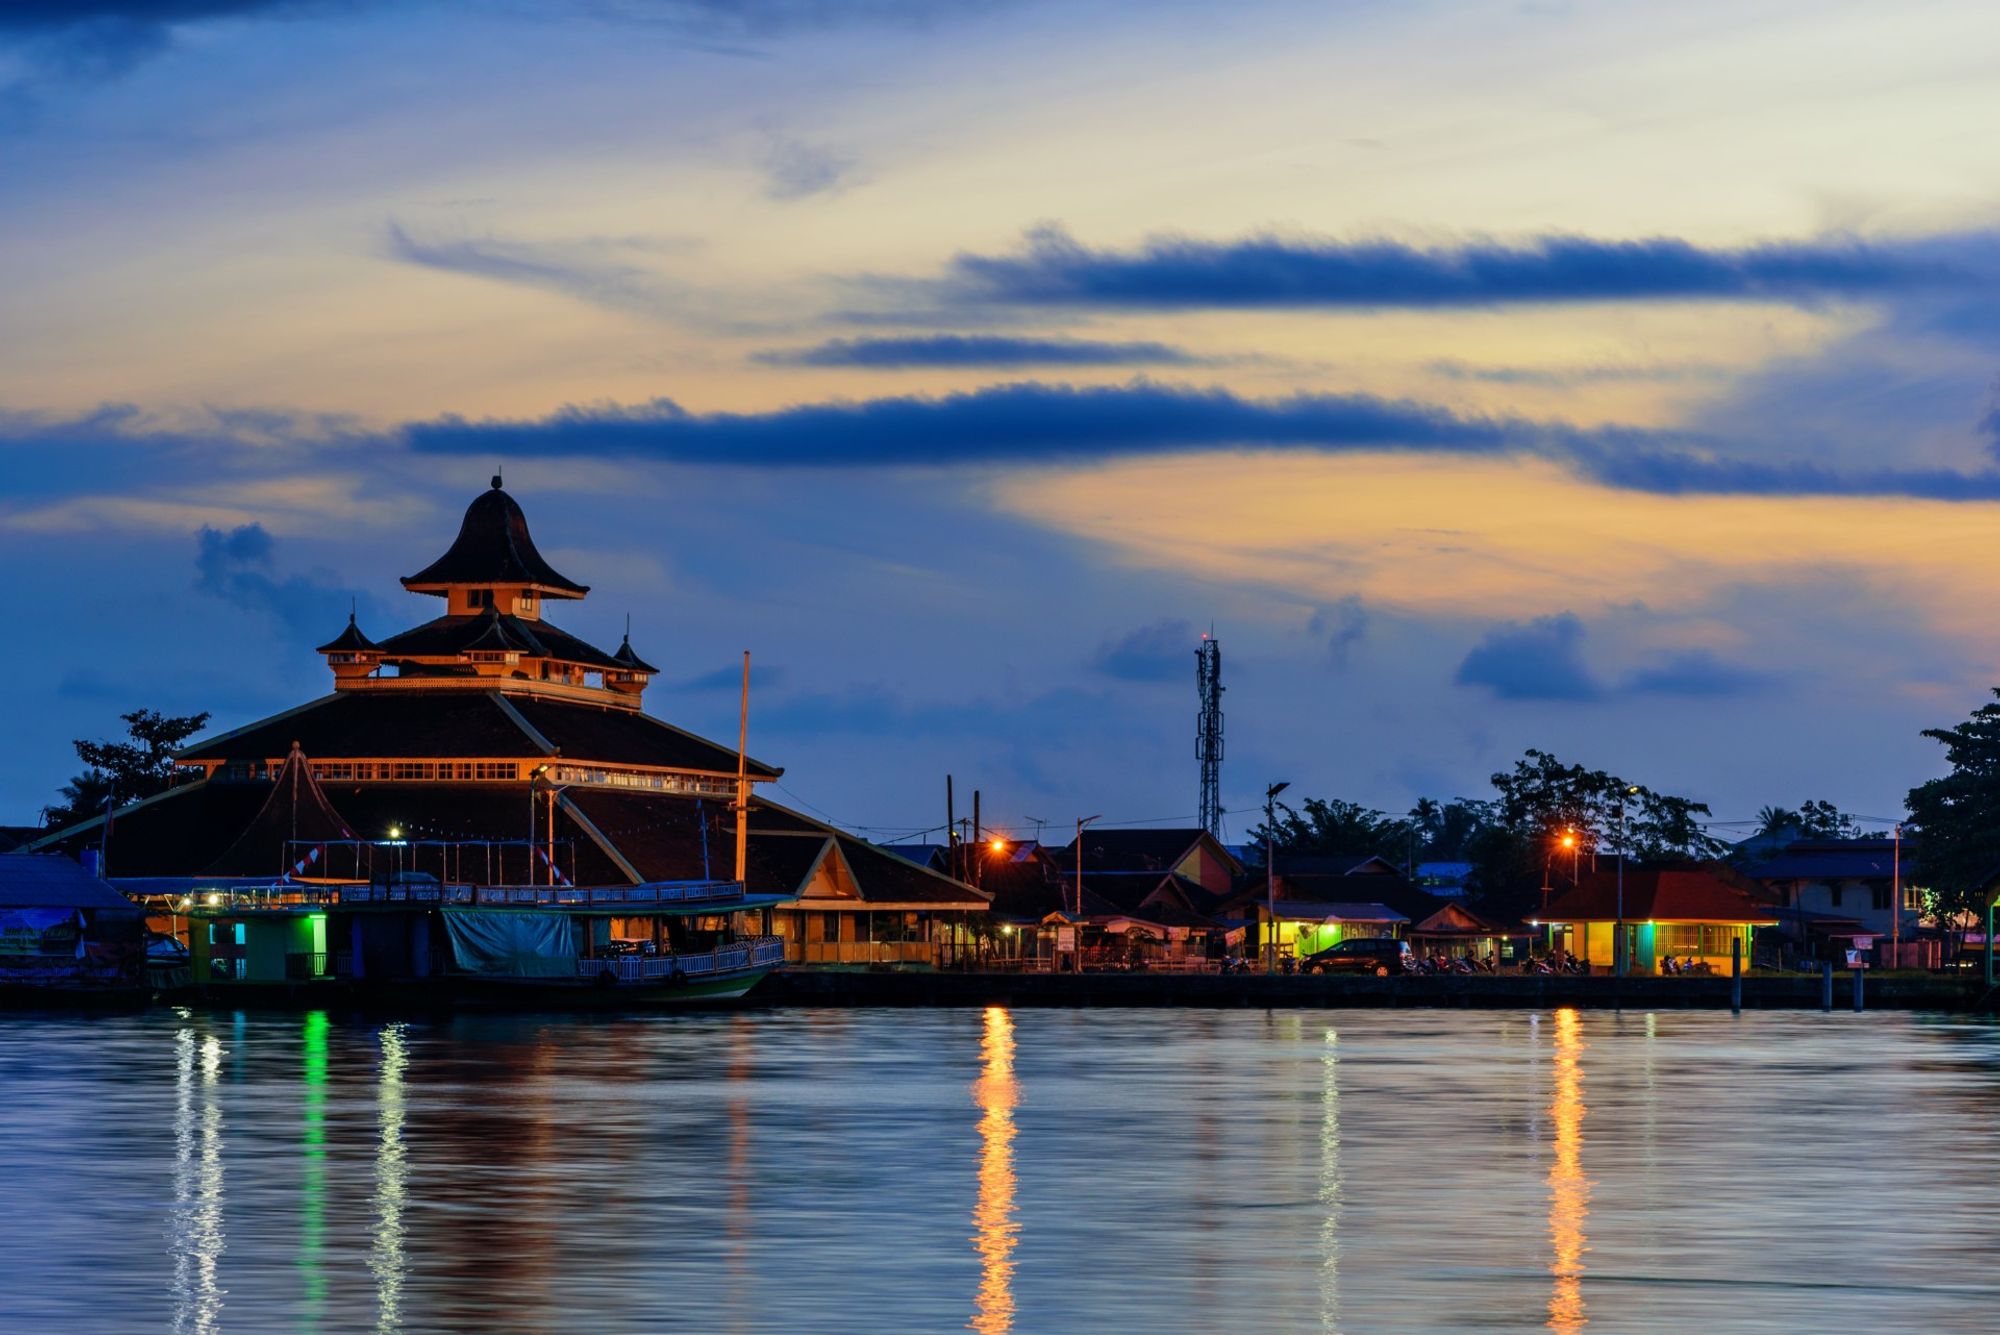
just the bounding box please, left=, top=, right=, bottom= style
left=1243, top=748, right=1869, bottom=921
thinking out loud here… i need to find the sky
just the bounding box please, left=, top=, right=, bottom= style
left=8, top=0, right=2000, bottom=841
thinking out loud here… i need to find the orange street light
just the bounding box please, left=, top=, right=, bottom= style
left=989, top=838, right=1007, bottom=854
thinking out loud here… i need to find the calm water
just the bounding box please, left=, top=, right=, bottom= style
left=1, top=1006, right=1997, bottom=1333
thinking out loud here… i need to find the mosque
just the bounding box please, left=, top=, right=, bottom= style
left=32, top=477, right=988, bottom=989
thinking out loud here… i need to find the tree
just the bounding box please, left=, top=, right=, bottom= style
left=1489, top=748, right=1724, bottom=862
left=1756, top=800, right=1863, bottom=841
left=1906, top=692, right=2000, bottom=940
left=42, top=708, right=211, bottom=828
left=1243, top=797, right=1409, bottom=861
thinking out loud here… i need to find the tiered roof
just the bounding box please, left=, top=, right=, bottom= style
left=402, top=476, right=589, bottom=598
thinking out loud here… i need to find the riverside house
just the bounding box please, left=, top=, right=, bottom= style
left=1539, top=865, right=1779, bottom=975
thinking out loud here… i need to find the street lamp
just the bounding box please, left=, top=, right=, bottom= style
left=1265, top=781, right=1290, bottom=974
left=1613, top=787, right=1637, bottom=977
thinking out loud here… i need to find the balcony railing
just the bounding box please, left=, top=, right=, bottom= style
left=579, top=938, right=785, bottom=983
left=188, top=880, right=747, bottom=911
left=285, top=952, right=330, bottom=981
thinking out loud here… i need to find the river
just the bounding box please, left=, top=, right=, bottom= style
left=0, top=1006, right=1995, bottom=1332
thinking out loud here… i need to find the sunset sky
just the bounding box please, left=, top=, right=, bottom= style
left=9, top=0, right=2000, bottom=839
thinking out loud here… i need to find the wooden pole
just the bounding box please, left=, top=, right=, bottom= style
left=972, top=790, right=982, bottom=888
left=1730, top=936, right=1742, bottom=1014
left=734, top=651, right=750, bottom=886
left=1822, top=959, right=1833, bottom=1012
left=946, top=776, right=957, bottom=882
left=1852, top=965, right=1865, bottom=1012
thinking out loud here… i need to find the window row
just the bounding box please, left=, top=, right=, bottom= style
left=310, top=761, right=521, bottom=782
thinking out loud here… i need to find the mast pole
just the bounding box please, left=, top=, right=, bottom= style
left=735, top=651, right=751, bottom=886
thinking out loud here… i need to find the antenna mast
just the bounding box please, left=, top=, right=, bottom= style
left=1196, top=633, right=1224, bottom=838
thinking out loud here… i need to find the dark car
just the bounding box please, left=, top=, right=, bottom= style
left=1302, top=937, right=1418, bottom=976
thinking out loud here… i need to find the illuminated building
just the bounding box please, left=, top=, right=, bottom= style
left=30, top=478, right=985, bottom=992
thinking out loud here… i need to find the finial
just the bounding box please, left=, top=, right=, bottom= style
left=491, top=468, right=503, bottom=490
left=624, top=612, right=632, bottom=643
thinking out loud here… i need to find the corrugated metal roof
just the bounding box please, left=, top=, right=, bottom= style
left=0, top=855, right=139, bottom=911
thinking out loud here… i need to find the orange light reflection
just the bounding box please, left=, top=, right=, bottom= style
left=970, top=1006, right=1019, bottom=1334
left=1548, top=1008, right=1590, bottom=1333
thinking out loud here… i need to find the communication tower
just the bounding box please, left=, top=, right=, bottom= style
left=1196, top=633, right=1224, bottom=837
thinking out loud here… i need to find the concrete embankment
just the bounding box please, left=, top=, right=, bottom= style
left=761, top=969, right=1995, bottom=1012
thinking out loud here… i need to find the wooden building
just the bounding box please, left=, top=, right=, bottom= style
left=30, top=477, right=985, bottom=983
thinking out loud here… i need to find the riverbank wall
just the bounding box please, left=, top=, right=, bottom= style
left=761, top=969, right=1996, bottom=1012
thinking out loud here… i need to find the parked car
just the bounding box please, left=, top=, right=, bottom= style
left=1302, top=937, right=1418, bottom=976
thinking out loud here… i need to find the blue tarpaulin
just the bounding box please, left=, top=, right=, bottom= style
left=442, top=910, right=577, bottom=978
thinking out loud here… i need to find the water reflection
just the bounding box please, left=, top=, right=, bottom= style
left=1319, top=1028, right=1341, bottom=1334
left=970, top=1006, right=1019, bottom=1334
left=169, top=1026, right=226, bottom=1335
left=372, top=1024, right=408, bottom=1334
left=725, top=1017, right=756, bottom=1334
left=300, top=1012, right=329, bottom=1329
left=1547, top=1008, right=1590, bottom=1333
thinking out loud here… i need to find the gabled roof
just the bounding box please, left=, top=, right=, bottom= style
left=1246, top=900, right=1409, bottom=924
left=1057, top=826, right=1243, bottom=877
left=1543, top=864, right=1779, bottom=924
left=1272, top=851, right=1404, bottom=877
left=403, top=480, right=589, bottom=598
left=1744, top=840, right=1917, bottom=883
left=0, top=855, right=138, bottom=911
left=1410, top=902, right=1515, bottom=936
left=315, top=614, right=380, bottom=655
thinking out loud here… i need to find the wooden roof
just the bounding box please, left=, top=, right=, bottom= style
left=402, top=480, right=589, bottom=598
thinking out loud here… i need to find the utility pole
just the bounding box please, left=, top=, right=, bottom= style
left=1075, top=814, right=1101, bottom=972
left=946, top=775, right=957, bottom=881
left=1265, top=781, right=1289, bottom=973
left=972, top=790, right=982, bottom=888
left=1614, top=788, right=1637, bottom=976
left=1892, top=822, right=1902, bottom=967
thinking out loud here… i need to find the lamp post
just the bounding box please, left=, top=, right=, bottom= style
left=1613, top=787, right=1637, bottom=977
left=1265, top=781, right=1290, bottom=974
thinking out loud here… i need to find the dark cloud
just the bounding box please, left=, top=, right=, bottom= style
left=754, top=334, right=1202, bottom=368
left=401, top=378, right=2000, bottom=501
left=1454, top=613, right=1601, bottom=701
left=403, top=380, right=1542, bottom=467
left=1089, top=619, right=1196, bottom=682
left=1622, top=650, right=1774, bottom=698
left=674, top=661, right=788, bottom=692
left=0, top=2, right=310, bottom=29
left=1457, top=614, right=1775, bottom=703
left=0, top=2, right=359, bottom=92
left=760, top=137, right=855, bottom=200
left=193, top=522, right=368, bottom=638
left=1309, top=597, right=1369, bottom=667
left=934, top=223, right=1985, bottom=311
